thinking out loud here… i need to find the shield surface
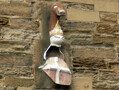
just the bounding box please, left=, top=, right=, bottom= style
left=42, top=57, right=71, bottom=85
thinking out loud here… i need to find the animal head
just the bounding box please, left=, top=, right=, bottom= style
left=51, top=2, right=65, bottom=16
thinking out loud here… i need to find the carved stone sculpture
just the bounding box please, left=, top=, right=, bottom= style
left=39, top=2, right=71, bottom=85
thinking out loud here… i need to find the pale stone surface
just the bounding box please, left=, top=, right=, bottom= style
left=0, top=2, right=31, bottom=17
left=67, top=9, right=100, bottom=22
left=17, top=87, right=33, bottom=90
left=94, top=0, right=119, bottom=12
left=5, top=77, right=34, bottom=87
left=72, top=46, right=116, bottom=59
left=60, top=0, right=94, bottom=4
left=72, top=77, right=92, bottom=90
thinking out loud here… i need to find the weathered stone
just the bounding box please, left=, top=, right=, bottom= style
left=0, top=53, right=32, bottom=66
left=72, top=77, right=92, bottom=90
left=93, top=34, right=119, bottom=44
left=72, top=46, right=116, bottom=60
left=0, top=66, right=33, bottom=76
left=14, top=54, right=33, bottom=66
left=109, top=61, right=119, bottom=72
left=5, top=76, right=34, bottom=87
left=64, top=31, right=93, bottom=45
left=62, top=22, right=95, bottom=32
left=17, top=87, right=33, bottom=90
left=9, top=17, right=39, bottom=30
left=97, top=24, right=119, bottom=34
left=0, top=0, right=8, bottom=2
left=0, top=2, right=31, bottom=17
left=67, top=8, right=100, bottom=22
left=100, top=12, right=117, bottom=23
left=70, top=37, right=93, bottom=45
left=94, top=0, right=119, bottom=12
left=60, top=0, right=94, bottom=4
left=73, top=58, right=107, bottom=69
left=0, top=17, right=9, bottom=26
left=1, top=28, right=39, bottom=42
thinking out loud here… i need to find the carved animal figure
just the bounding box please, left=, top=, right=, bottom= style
left=39, top=2, right=71, bottom=86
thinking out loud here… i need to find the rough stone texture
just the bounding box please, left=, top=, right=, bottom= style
left=0, top=0, right=119, bottom=90
left=96, top=24, right=119, bottom=34
left=72, top=77, right=92, bottom=90
left=60, top=0, right=94, bottom=4
left=72, top=46, right=116, bottom=60
left=67, top=9, right=100, bottom=22
left=94, top=0, right=119, bottom=12
left=0, top=54, right=32, bottom=66
left=5, top=76, right=34, bottom=87
left=62, top=22, right=95, bottom=32
left=0, top=2, right=31, bottom=17
left=100, top=12, right=117, bottom=23
left=73, top=58, right=107, bottom=69
left=17, top=87, right=33, bottom=90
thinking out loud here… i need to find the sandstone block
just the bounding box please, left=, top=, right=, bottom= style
left=13, top=54, right=33, bottom=66
left=0, top=54, right=32, bottom=66
left=5, top=76, right=34, bottom=87
left=62, top=22, right=95, bottom=32
left=97, top=24, right=119, bottom=34
left=72, top=77, right=92, bottom=90
left=94, top=0, right=119, bottom=12
left=9, top=17, right=39, bottom=30
left=60, top=0, right=94, bottom=4
left=0, top=17, right=9, bottom=26
left=0, top=0, right=8, bottom=2
left=72, top=46, right=116, bottom=59
left=73, top=58, right=107, bottom=69
left=100, top=12, right=117, bottom=23
left=0, top=2, right=31, bottom=17
left=17, top=87, right=33, bottom=90
left=93, top=34, right=119, bottom=44
left=117, top=14, right=119, bottom=24
left=67, top=9, right=100, bottom=22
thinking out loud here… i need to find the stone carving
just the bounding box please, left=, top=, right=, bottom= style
left=38, top=2, right=71, bottom=85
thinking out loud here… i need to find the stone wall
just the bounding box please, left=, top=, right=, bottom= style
left=0, top=0, right=119, bottom=90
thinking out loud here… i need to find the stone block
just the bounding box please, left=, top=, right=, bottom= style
left=67, top=9, right=100, bottom=22
left=97, top=24, right=119, bottom=34
left=62, top=22, right=95, bottom=32
left=1, top=28, right=39, bottom=41
left=13, top=54, right=33, bottom=66
left=0, top=17, right=9, bottom=26
left=117, top=14, right=119, bottom=24
left=0, top=54, right=32, bottom=66
left=0, top=2, right=31, bottom=17
left=100, top=12, right=117, bottom=23
left=93, top=34, right=119, bottom=44
left=0, top=0, right=8, bottom=2
left=0, top=66, right=33, bottom=76
left=72, top=46, right=116, bottom=60
left=73, top=58, right=107, bottom=69
left=94, top=0, right=119, bottom=12
left=17, top=87, right=33, bottom=90
left=60, top=0, right=94, bottom=4
left=72, top=77, right=92, bottom=90
left=5, top=76, right=34, bottom=87
left=9, top=17, right=39, bottom=30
